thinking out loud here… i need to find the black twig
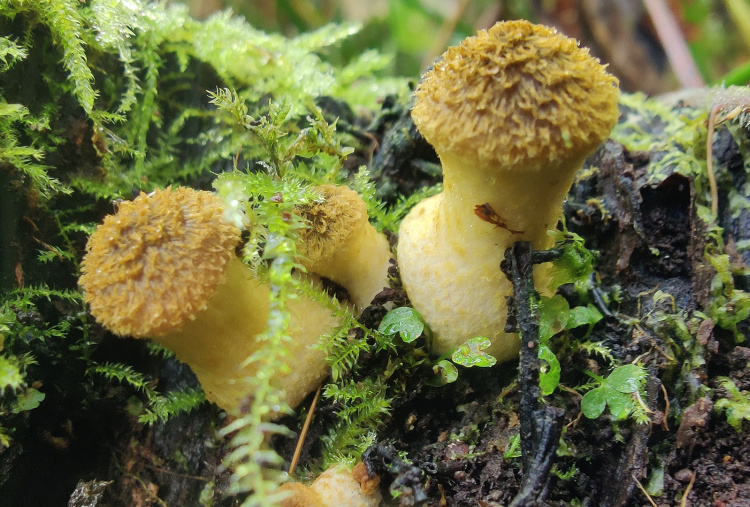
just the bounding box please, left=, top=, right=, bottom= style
left=509, top=406, right=565, bottom=507
left=501, top=241, right=565, bottom=506
left=501, top=242, right=541, bottom=469
left=363, top=444, right=427, bottom=505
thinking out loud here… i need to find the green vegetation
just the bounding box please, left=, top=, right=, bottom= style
left=535, top=231, right=605, bottom=397
left=451, top=337, right=497, bottom=368
left=0, top=287, right=84, bottom=447
left=580, top=364, right=650, bottom=424
left=614, top=92, right=750, bottom=346
left=715, top=377, right=750, bottom=430
left=378, top=306, right=428, bottom=344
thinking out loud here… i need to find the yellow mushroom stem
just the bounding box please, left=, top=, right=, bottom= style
left=153, top=257, right=339, bottom=412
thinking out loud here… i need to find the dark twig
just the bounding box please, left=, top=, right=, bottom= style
left=501, top=242, right=540, bottom=468
left=501, top=242, right=565, bottom=506
left=509, top=406, right=565, bottom=507
left=363, top=444, right=427, bottom=505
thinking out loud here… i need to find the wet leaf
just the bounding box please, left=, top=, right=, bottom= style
left=539, top=295, right=570, bottom=342
left=378, top=307, right=425, bottom=343
left=451, top=337, right=497, bottom=367
left=426, top=360, right=458, bottom=387
left=567, top=304, right=604, bottom=331
left=539, top=345, right=561, bottom=395
left=606, top=364, right=646, bottom=394
left=581, top=387, right=607, bottom=419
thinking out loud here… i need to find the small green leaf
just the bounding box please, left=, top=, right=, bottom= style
left=581, top=365, right=648, bottom=421
left=581, top=387, right=607, bottom=419
left=603, top=388, right=632, bottom=420
left=546, top=231, right=596, bottom=288
left=605, top=364, right=646, bottom=394
left=645, top=465, right=665, bottom=496
left=715, top=377, right=750, bottom=431
left=12, top=388, right=45, bottom=413
left=451, top=337, right=497, bottom=367
left=378, top=307, right=425, bottom=343
left=566, top=304, right=604, bottom=331
left=503, top=434, right=522, bottom=459
left=426, top=360, right=458, bottom=387
left=538, top=345, right=561, bottom=395
left=539, top=295, right=570, bottom=342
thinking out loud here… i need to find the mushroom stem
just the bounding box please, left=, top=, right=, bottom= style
left=156, top=257, right=337, bottom=412
left=296, top=184, right=393, bottom=311
left=309, top=222, right=392, bottom=310
left=439, top=151, right=586, bottom=247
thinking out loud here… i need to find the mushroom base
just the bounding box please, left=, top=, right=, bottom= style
left=398, top=194, right=552, bottom=361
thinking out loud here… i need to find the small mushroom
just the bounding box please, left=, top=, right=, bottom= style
left=79, top=187, right=339, bottom=415
left=278, top=462, right=381, bottom=507
left=398, top=20, right=620, bottom=360
left=296, top=184, right=393, bottom=312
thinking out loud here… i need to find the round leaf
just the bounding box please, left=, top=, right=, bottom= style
left=426, top=360, right=458, bottom=387
left=604, top=388, right=633, bottom=420
left=605, top=364, right=646, bottom=394
left=581, top=387, right=607, bottom=419
left=451, top=337, right=497, bottom=367
left=378, top=307, right=425, bottom=343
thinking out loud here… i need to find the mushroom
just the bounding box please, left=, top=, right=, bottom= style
left=398, top=20, right=620, bottom=361
left=278, top=462, right=381, bottom=507
left=78, top=187, right=340, bottom=415
left=295, top=184, right=393, bottom=312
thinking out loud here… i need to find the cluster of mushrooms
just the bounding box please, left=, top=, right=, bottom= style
left=78, top=20, right=620, bottom=505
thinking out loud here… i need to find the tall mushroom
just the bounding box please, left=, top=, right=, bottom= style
left=398, top=20, right=620, bottom=361
left=296, top=184, right=393, bottom=312
left=79, top=187, right=340, bottom=415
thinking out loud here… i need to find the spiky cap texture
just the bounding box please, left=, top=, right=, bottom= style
left=412, top=19, right=620, bottom=171
left=79, top=187, right=241, bottom=337
left=296, top=184, right=368, bottom=266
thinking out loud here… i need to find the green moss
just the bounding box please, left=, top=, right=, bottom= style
left=715, top=377, right=750, bottom=431
left=1, top=0, right=407, bottom=201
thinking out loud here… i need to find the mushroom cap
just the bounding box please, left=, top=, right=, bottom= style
left=296, top=184, right=369, bottom=266
left=411, top=19, right=620, bottom=172
left=79, top=187, right=241, bottom=337
left=278, top=463, right=382, bottom=507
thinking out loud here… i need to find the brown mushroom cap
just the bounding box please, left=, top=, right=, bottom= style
left=411, top=19, right=620, bottom=172
left=79, top=187, right=241, bottom=338
left=296, top=184, right=369, bottom=266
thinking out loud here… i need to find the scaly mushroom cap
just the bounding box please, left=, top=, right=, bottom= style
left=412, top=19, right=620, bottom=172
left=79, top=187, right=241, bottom=338
left=296, top=184, right=368, bottom=266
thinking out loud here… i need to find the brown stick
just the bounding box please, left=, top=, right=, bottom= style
left=642, top=0, right=704, bottom=88
left=288, top=384, right=322, bottom=477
